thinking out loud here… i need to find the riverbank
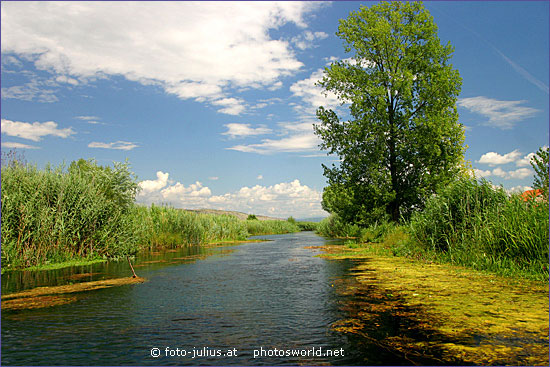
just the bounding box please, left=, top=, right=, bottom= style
left=319, top=243, right=550, bottom=365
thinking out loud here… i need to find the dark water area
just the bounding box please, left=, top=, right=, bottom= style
left=2, top=232, right=416, bottom=366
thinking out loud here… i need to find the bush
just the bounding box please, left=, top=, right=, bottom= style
left=316, top=214, right=363, bottom=238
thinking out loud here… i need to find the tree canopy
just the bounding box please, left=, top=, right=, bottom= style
left=314, top=1, right=466, bottom=224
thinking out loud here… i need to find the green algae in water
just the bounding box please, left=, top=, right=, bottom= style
left=322, top=246, right=549, bottom=365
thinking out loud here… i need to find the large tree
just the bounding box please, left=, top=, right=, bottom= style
left=314, top=1, right=466, bottom=224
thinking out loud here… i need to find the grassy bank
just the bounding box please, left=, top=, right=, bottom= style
left=1, top=160, right=303, bottom=272
left=317, top=178, right=549, bottom=281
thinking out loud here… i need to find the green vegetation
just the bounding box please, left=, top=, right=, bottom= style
left=313, top=2, right=549, bottom=281
left=1, top=157, right=302, bottom=272
left=130, top=204, right=249, bottom=248
left=295, top=221, right=319, bottom=232
left=531, top=145, right=549, bottom=199
left=317, top=177, right=549, bottom=281
left=1, top=158, right=139, bottom=271
left=314, top=1, right=465, bottom=225
left=245, top=219, right=300, bottom=236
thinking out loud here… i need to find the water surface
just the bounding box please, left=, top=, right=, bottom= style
left=2, top=232, right=404, bottom=365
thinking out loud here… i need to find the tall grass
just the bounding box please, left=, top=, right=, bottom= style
left=408, top=178, right=549, bottom=279
left=245, top=219, right=300, bottom=236
left=1, top=160, right=139, bottom=270
left=1, top=159, right=304, bottom=271
left=130, top=204, right=249, bottom=248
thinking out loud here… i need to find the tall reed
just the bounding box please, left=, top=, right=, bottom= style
left=409, top=177, right=549, bottom=278
left=1, top=160, right=139, bottom=270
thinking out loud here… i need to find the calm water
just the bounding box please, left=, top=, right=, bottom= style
left=1, top=232, right=408, bottom=365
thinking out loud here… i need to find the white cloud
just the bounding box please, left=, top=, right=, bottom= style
left=139, top=171, right=170, bottom=194
left=516, top=146, right=548, bottom=167
left=1, top=2, right=326, bottom=112
left=1, top=78, right=59, bottom=103
left=477, top=149, right=522, bottom=166
left=458, top=96, right=539, bottom=129
left=474, top=167, right=533, bottom=180
left=136, top=173, right=326, bottom=218
left=228, top=122, right=319, bottom=155
left=55, top=75, right=79, bottom=86
left=290, top=68, right=341, bottom=116
left=507, top=185, right=533, bottom=194
left=162, top=181, right=212, bottom=200
left=1, top=141, right=39, bottom=149
left=1, top=118, right=74, bottom=141
left=222, top=123, right=272, bottom=139
left=291, top=30, right=328, bottom=50
left=516, top=152, right=536, bottom=167
left=212, top=98, right=246, bottom=116
left=75, top=115, right=102, bottom=124
left=88, top=141, right=138, bottom=151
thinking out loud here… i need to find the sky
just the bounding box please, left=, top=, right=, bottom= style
left=1, top=1, right=548, bottom=220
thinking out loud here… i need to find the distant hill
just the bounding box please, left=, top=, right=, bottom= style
left=184, top=208, right=284, bottom=221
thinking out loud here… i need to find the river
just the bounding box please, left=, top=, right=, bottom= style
left=1, top=231, right=417, bottom=366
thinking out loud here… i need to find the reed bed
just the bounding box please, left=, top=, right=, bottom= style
left=1, top=159, right=304, bottom=271
left=1, top=160, right=139, bottom=270
left=409, top=178, right=549, bottom=279
left=245, top=219, right=300, bottom=236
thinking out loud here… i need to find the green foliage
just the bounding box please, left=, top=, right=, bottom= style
left=1, top=160, right=139, bottom=270
left=245, top=219, right=300, bottom=236
left=247, top=214, right=258, bottom=220
left=408, top=177, right=549, bottom=279
left=296, top=221, right=319, bottom=232
left=316, top=214, right=363, bottom=238
left=315, top=1, right=465, bottom=224
left=131, top=205, right=249, bottom=248
left=530, top=146, right=549, bottom=199
left=287, top=216, right=296, bottom=224
left=1, top=159, right=304, bottom=271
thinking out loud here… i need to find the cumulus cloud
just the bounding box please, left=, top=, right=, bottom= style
left=1, top=2, right=326, bottom=112
left=136, top=172, right=326, bottom=218
left=222, top=123, right=272, bottom=139
left=139, top=171, right=170, bottom=194
left=473, top=167, right=533, bottom=180
left=1, top=118, right=75, bottom=141
left=88, top=141, right=138, bottom=150
left=477, top=149, right=522, bottom=166
left=458, top=96, right=539, bottom=129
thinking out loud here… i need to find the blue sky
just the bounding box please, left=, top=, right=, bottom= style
left=1, top=1, right=548, bottom=219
